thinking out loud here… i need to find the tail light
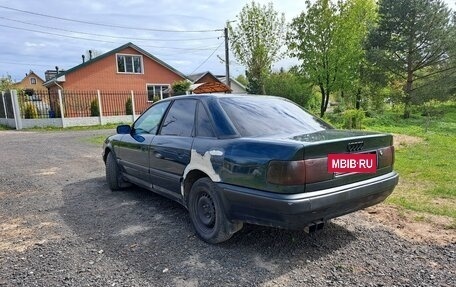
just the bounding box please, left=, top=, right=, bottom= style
left=378, top=146, right=395, bottom=168
left=267, top=158, right=333, bottom=185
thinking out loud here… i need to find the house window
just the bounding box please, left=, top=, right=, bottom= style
left=30, top=77, right=37, bottom=85
left=147, top=84, right=170, bottom=101
left=117, top=54, right=143, bottom=73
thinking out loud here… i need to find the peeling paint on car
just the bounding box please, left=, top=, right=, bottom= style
left=181, top=149, right=222, bottom=196
left=209, top=150, right=224, bottom=156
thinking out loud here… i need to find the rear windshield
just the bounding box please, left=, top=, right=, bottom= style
left=219, top=97, right=332, bottom=137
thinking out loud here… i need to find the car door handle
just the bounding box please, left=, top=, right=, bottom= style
left=154, top=152, right=164, bottom=159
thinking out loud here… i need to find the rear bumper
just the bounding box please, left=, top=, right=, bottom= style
left=216, top=171, right=399, bottom=229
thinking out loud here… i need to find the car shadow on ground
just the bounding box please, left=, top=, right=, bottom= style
left=60, top=177, right=358, bottom=286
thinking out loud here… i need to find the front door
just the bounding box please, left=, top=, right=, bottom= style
left=116, top=101, right=171, bottom=182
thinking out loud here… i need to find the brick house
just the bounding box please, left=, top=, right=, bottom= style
left=43, top=42, right=188, bottom=101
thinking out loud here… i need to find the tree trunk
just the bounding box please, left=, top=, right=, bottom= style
left=404, top=21, right=415, bottom=119
left=319, top=84, right=326, bottom=117
left=355, top=88, right=361, bottom=110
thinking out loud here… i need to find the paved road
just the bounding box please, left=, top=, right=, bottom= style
left=0, top=130, right=454, bottom=286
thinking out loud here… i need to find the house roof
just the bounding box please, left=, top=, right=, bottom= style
left=216, top=76, right=247, bottom=90
left=43, top=42, right=189, bottom=87
left=15, top=70, right=45, bottom=85
left=190, top=81, right=231, bottom=94
left=187, top=71, right=221, bottom=83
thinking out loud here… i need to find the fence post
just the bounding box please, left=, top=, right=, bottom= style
left=130, top=90, right=136, bottom=122
left=1, top=91, right=7, bottom=119
left=58, top=89, right=66, bottom=128
left=97, top=90, right=103, bottom=125
left=10, top=90, right=22, bottom=130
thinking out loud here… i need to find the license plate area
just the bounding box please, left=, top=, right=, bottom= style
left=328, top=151, right=377, bottom=175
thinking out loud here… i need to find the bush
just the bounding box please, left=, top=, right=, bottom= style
left=23, top=102, right=38, bottom=119
left=172, top=80, right=190, bottom=96
left=125, top=98, right=133, bottom=115
left=342, top=109, right=365, bottom=129
left=90, top=99, right=100, bottom=117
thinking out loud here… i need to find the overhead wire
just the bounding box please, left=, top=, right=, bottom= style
left=0, top=5, right=223, bottom=33
left=0, top=61, right=50, bottom=67
left=0, top=16, right=221, bottom=42
left=0, top=24, right=222, bottom=51
left=189, top=42, right=224, bottom=75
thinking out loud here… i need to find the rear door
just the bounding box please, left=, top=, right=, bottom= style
left=149, top=99, right=197, bottom=194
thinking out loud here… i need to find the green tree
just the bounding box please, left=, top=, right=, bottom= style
left=0, top=74, right=14, bottom=91
left=264, top=70, right=313, bottom=108
left=235, top=74, right=248, bottom=86
left=172, top=80, right=191, bottom=96
left=288, top=0, right=376, bottom=117
left=337, top=0, right=377, bottom=110
left=367, top=0, right=454, bottom=118
left=229, top=1, right=286, bottom=94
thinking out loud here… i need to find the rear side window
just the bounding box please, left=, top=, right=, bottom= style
left=219, top=97, right=332, bottom=137
left=196, top=102, right=215, bottom=138
left=160, top=99, right=197, bottom=137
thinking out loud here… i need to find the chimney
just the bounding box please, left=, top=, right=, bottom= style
left=89, top=50, right=92, bottom=60
left=55, top=66, right=59, bottom=74
left=82, top=55, right=85, bottom=63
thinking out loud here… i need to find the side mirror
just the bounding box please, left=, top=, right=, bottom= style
left=116, top=124, right=131, bottom=134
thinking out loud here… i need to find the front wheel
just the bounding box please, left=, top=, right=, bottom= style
left=188, top=178, right=242, bottom=244
left=105, top=152, right=126, bottom=191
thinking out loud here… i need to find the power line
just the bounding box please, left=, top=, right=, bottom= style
left=0, top=5, right=223, bottom=33
left=0, top=16, right=221, bottom=42
left=0, top=61, right=49, bottom=67
left=0, top=24, right=222, bottom=51
left=189, top=42, right=224, bottom=75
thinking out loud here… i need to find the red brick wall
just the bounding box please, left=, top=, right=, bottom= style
left=62, top=47, right=185, bottom=91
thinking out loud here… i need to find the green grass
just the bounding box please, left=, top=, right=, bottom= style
left=0, top=124, right=11, bottom=130
left=22, top=123, right=125, bottom=132
left=363, top=103, right=456, bottom=219
left=82, top=135, right=108, bottom=145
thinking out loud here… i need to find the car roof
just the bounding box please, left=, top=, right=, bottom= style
left=165, top=94, right=281, bottom=101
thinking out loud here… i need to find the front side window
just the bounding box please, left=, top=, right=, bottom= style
left=30, top=78, right=37, bottom=85
left=133, top=101, right=170, bottom=134
left=160, top=99, right=197, bottom=137
left=117, top=54, right=143, bottom=73
left=147, top=84, right=170, bottom=101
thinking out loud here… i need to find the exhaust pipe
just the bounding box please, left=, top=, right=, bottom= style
left=304, top=221, right=325, bottom=233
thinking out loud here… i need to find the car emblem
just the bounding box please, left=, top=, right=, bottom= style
left=347, top=141, right=364, bottom=152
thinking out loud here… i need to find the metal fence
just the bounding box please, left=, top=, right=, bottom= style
left=1, top=91, right=15, bottom=118
left=12, top=89, right=153, bottom=119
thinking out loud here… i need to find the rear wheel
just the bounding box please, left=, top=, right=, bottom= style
left=105, top=152, right=125, bottom=191
left=188, top=178, right=242, bottom=244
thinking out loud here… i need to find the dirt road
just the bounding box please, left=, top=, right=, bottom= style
left=0, top=130, right=454, bottom=286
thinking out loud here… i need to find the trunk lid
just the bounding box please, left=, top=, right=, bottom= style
left=289, top=130, right=394, bottom=192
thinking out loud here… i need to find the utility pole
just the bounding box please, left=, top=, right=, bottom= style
left=224, top=23, right=231, bottom=88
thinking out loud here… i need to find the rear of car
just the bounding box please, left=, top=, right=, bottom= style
left=215, top=96, right=398, bottom=229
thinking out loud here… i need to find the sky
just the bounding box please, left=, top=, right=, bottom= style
left=0, top=0, right=455, bottom=83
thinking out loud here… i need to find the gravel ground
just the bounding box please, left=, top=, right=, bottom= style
left=0, top=130, right=454, bottom=287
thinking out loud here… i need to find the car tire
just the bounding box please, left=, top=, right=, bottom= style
left=106, top=151, right=124, bottom=191
left=188, top=177, right=243, bottom=244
